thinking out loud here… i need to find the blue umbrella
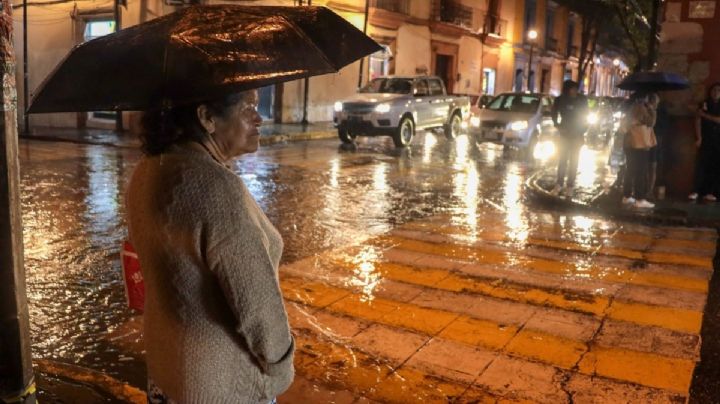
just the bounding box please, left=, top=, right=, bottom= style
left=617, top=71, right=690, bottom=92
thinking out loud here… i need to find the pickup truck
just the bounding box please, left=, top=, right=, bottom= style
left=333, top=76, right=470, bottom=148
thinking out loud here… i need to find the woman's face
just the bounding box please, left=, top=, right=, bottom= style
left=203, top=90, right=262, bottom=158
left=711, top=86, right=720, bottom=102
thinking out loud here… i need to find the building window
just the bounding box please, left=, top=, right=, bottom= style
left=545, top=7, right=555, bottom=50
left=515, top=69, right=524, bottom=92
left=566, top=18, right=575, bottom=57
left=371, top=0, right=409, bottom=14
left=369, top=45, right=392, bottom=80
left=84, top=20, right=115, bottom=41
left=524, top=0, right=537, bottom=40
left=482, top=68, right=496, bottom=95
left=84, top=20, right=116, bottom=121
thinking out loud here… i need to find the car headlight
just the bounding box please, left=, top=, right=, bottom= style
left=374, top=103, right=391, bottom=113
left=509, top=121, right=528, bottom=131
left=613, top=111, right=622, bottom=119
left=470, top=116, right=481, bottom=127
left=334, top=102, right=343, bottom=112
left=587, top=112, right=599, bottom=124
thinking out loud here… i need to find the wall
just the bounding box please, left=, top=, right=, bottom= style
left=395, top=24, right=432, bottom=76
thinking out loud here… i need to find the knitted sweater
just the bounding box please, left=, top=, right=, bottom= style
left=126, top=142, right=294, bottom=404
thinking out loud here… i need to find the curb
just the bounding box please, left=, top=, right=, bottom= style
left=20, top=130, right=337, bottom=149
left=259, top=130, right=336, bottom=146
left=525, top=170, right=706, bottom=227
left=35, top=359, right=145, bottom=404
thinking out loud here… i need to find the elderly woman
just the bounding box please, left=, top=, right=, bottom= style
left=126, top=90, right=294, bottom=403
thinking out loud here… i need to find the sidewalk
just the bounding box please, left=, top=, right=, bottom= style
left=20, top=122, right=337, bottom=148
left=527, top=168, right=720, bottom=228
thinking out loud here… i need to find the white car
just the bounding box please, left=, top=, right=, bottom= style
left=334, top=76, right=470, bottom=148
left=469, top=93, right=557, bottom=155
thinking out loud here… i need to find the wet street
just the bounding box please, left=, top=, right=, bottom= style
left=17, top=132, right=717, bottom=403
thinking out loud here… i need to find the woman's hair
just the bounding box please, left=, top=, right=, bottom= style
left=707, top=82, right=720, bottom=100
left=140, top=92, right=245, bottom=155
left=561, top=80, right=578, bottom=95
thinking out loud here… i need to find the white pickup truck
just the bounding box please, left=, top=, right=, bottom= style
left=333, top=76, right=470, bottom=148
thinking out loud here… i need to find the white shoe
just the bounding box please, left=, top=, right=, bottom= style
left=634, top=199, right=655, bottom=209
left=704, top=194, right=717, bottom=202
left=689, top=193, right=698, bottom=200
left=550, top=185, right=563, bottom=196
left=622, top=197, right=636, bottom=205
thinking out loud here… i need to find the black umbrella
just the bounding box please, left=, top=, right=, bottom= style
left=28, top=5, right=381, bottom=113
left=617, top=71, right=690, bottom=92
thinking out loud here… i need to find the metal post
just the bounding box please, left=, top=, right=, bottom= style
left=357, top=0, right=370, bottom=88
left=526, top=44, right=534, bottom=92
left=0, top=0, right=35, bottom=402
left=301, top=0, right=310, bottom=126
left=113, top=0, right=123, bottom=132
left=22, top=0, right=28, bottom=135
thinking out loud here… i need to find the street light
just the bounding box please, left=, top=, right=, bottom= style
left=526, top=29, right=538, bottom=92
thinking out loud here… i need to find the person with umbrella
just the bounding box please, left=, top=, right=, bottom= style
left=551, top=80, right=589, bottom=197
left=689, top=82, right=720, bottom=202
left=622, top=92, right=658, bottom=209
left=28, top=5, right=381, bottom=403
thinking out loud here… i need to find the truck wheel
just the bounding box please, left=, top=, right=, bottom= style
left=338, top=128, right=356, bottom=144
left=392, top=117, right=415, bottom=148
left=444, top=112, right=462, bottom=140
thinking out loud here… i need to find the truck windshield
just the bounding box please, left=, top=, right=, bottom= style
left=487, top=94, right=540, bottom=113
left=360, top=78, right=413, bottom=94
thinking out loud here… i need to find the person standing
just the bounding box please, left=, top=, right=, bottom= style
left=649, top=96, right=671, bottom=199
left=551, top=80, right=589, bottom=197
left=689, top=82, right=720, bottom=202
left=622, top=93, right=657, bottom=209
left=127, top=90, right=295, bottom=403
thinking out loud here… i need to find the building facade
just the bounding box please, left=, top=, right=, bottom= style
left=13, top=0, right=623, bottom=131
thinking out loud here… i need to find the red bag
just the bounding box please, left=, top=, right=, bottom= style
left=121, top=241, right=145, bottom=312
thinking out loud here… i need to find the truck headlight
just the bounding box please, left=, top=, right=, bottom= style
left=374, top=103, right=391, bottom=113
left=587, top=112, right=599, bottom=125
left=509, top=121, right=528, bottom=131
left=334, top=102, right=343, bottom=112
left=470, top=117, right=481, bottom=127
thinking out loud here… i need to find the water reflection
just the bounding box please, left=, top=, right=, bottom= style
left=345, top=246, right=382, bottom=301
left=502, top=169, right=529, bottom=244
left=422, top=133, right=438, bottom=164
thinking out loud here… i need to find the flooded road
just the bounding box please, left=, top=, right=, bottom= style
left=17, top=133, right=713, bottom=402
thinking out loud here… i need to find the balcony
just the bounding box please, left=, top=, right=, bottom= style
left=370, top=0, right=410, bottom=15
left=567, top=45, right=579, bottom=59
left=481, top=15, right=507, bottom=46
left=545, top=37, right=558, bottom=53
left=436, top=0, right=474, bottom=30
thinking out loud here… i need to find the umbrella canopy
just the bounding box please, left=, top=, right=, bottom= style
left=29, top=5, right=381, bottom=113
left=617, top=71, right=690, bottom=92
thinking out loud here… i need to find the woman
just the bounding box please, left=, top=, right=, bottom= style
left=689, top=82, right=720, bottom=201
left=622, top=93, right=657, bottom=209
left=126, top=90, right=294, bottom=403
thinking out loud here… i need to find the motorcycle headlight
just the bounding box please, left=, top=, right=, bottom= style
left=587, top=112, right=599, bottom=124
left=509, top=121, right=528, bottom=131
left=470, top=116, right=481, bottom=127
left=334, top=102, right=343, bottom=112
left=374, top=103, right=391, bottom=113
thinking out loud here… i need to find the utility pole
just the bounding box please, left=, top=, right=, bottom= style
left=0, top=0, right=36, bottom=402
left=114, top=0, right=123, bottom=132
left=22, top=0, right=28, bottom=135
left=301, top=0, right=310, bottom=126
left=357, top=0, right=370, bottom=88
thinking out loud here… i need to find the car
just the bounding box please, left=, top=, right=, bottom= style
left=333, top=76, right=470, bottom=148
left=469, top=92, right=556, bottom=156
